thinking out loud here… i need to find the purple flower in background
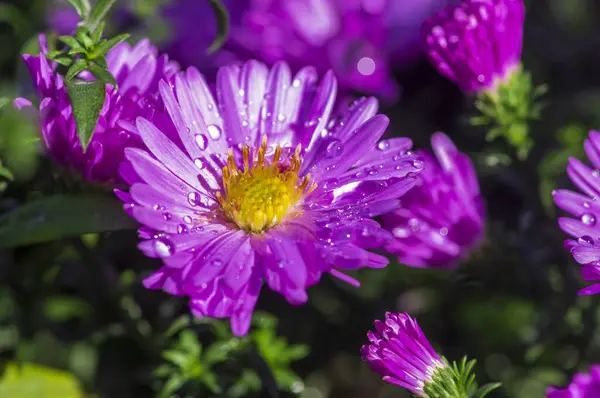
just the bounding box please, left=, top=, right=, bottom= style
left=19, top=36, right=178, bottom=182
left=554, top=131, right=600, bottom=295
left=546, top=365, right=600, bottom=398
left=46, top=4, right=79, bottom=36
left=383, top=132, right=484, bottom=268
left=422, top=0, right=525, bottom=94
left=361, top=312, right=445, bottom=396
left=117, top=60, right=424, bottom=335
left=162, top=0, right=399, bottom=101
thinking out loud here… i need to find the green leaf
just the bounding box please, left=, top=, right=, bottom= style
left=0, top=194, right=136, bottom=248
left=207, top=0, right=230, bottom=53
left=66, top=0, right=91, bottom=19
left=65, top=59, right=89, bottom=81
left=86, top=0, right=119, bottom=32
left=44, top=296, right=92, bottom=322
left=0, top=97, right=9, bottom=111
left=91, top=34, right=130, bottom=58
left=472, top=382, right=502, bottom=398
left=91, top=21, right=105, bottom=44
left=87, top=63, right=117, bottom=87
left=66, top=79, right=106, bottom=150
left=0, top=362, right=83, bottom=398
left=59, top=35, right=84, bottom=51
left=75, top=27, right=93, bottom=49
left=54, top=57, right=74, bottom=67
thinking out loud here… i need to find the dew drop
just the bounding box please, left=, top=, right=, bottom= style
left=377, top=140, right=390, bottom=151
left=276, top=113, right=287, bottom=122
left=392, top=227, right=411, bottom=238
left=322, top=178, right=339, bottom=190
left=593, top=169, right=600, bottom=178
left=153, top=204, right=165, bottom=211
left=212, top=259, right=223, bottom=267
left=195, top=134, right=208, bottom=150
left=584, top=202, right=591, bottom=208
left=193, top=158, right=206, bottom=169
left=412, top=159, right=424, bottom=169
left=154, top=237, right=175, bottom=257
left=177, top=224, right=189, bottom=234
left=183, top=215, right=193, bottom=224
left=440, top=227, right=449, bottom=236
left=162, top=212, right=172, bottom=221
left=292, top=79, right=301, bottom=88
left=187, top=192, right=202, bottom=206
left=207, top=124, right=222, bottom=140
left=578, top=236, right=594, bottom=246
left=582, top=213, right=596, bottom=226
left=325, top=140, right=344, bottom=159
left=408, top=218, right=420, bottom=232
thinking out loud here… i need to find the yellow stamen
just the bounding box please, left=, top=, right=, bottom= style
left=216, top=137, right=312, bottom=233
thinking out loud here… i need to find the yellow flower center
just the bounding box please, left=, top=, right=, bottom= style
left=216, top=136, right=316, bottom=234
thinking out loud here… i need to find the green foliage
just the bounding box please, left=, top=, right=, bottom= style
left=155, top=312, right=309, bottom=397
left=423, top=357, right=501, bottom=398
left=207, top=0, right=231, bottom=53
left=471, top=65, right=548, bottom=159
left=47, top=0, right=129, bottom=151
left=0, top=362, right=83, bottom=398
left=0, top=194, right=137, bottom=248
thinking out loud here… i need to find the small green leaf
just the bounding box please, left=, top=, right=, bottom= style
left=54, top=57, right=74, bottom=67
left=0, top=362, right=83, bottom=398
left=0, top=98, right=9, bottom=111
left=207, top=0, right=230, bottom=53
left=0, top=194, right=137, bottom=248
left=44, top=296, right=92, bottom=322
left=59, top=35, right=84, bottom=50
left=65, top=59, right=89, bottom=81
left=66, top=79, right=106, bottom=150
left=87, top=63, right=117, bottom=87
left=75, top=27, right=93, bottom=49
left=85, top=0, right=119, bottom=32
left=91, top=33, right=130, bottom=58
left=66, top=0, right=91, bottom=19
left=91, top=21, right=105, bottom=44
left=472, top=382, right=502, bottom=398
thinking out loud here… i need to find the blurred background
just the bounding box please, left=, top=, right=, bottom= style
left=2, top=0, right=600, bottom=397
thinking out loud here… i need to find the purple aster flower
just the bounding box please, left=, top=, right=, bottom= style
left=19, top=36, right=179, bottom=183
left=422, top=0, right=525, bottom=94
left=383, top=132, right=484, bottom=268
left=46, top=3, right=79, bottom=36
left=162, top=0, right=399, bottom=101
left=547, top=365, right=600, bottom=398
left=361, top=312, right=446, bottom=396
left=117, top=60, right=424, bottom=335
left=553, top=130, right=600, bottom=296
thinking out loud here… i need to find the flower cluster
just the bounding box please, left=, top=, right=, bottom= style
left=19, top=36, right=178, bottom=183
left=383, top=132, right=484, bottom=268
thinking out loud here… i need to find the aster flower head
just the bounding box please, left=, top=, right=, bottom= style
left=383, top=132, right=484, bottom=268
left=118, top=60, right=424, bottom=335
left=553, top=130, right=600, bottom=296
left=19, top=36, right=179, bottom=182
left=422, top=0, right=525, bottom=94
left=546, top=365, right=600, bottom=398
left=361, top=312, right=446, bottom=396
left=163, top=0, right=399, bottom=101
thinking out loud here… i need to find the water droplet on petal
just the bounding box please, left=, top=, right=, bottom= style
left=187, top=192, right=202, bottom=206
left=195, top=134, right=208, bottom=150
left=276, top=113, right=286, bottom=122
left=584, top=202, right=591, bottom=208
left=440, top=227, right=449, bottom=236
left=154, top=237, right=175, bottom=257
left=177, top=224, right=188, bottom=234
left=412, top=159, right=424, bottom=169
left=212, top=259, right=223, bottom=267
left=193, top=158, right=206, bottom=169
left=207, top=124, right=222, bottom=140
left=162, top=212, right=172, bottom=221
left=183, top=215, right=193, bottom=224
left=582, top=213, right=596, bottom=226
left=325, top=140, right=343, bottom=158
left=153, top=204, right=165, bottom=211
left=377, top=140, right=390, bottom=151
left=322, top=178, right=339, bottom=190
left=578, top=236, right=594, bottom=246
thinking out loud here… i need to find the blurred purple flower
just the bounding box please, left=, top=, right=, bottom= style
left=162, top=0, right=399, bottom=101
left=47, top=5, right=79, bottom=36
left=19, top=36, right=178, bottom=183
left=546, top=365, right=600, bottom=397
left=361, top=312, right=445, bottom=396
left=116, top=60, right=424, bottom=335
left=554, top=130, right=600, bottom=295
left=422, top=0, right=525, bottom=94
left=383, top=132, right=484, bottom=268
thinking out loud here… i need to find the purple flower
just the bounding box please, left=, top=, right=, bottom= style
left=383, top=132, right=484, bottom=268
left=422, top=0, right=525, bottom=94
left=162, top=0, right=399, bottom=101
left=361, top=312, right=445, bottom=396
left=546, top=365, right=600, bottom=398
left=20, top=36, right=179, bottom=182
left=46, top=4, right=79, bottom=36
left=553, top=131, right=600, bottom=296
left=117, top=60, right=424, bottom=335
